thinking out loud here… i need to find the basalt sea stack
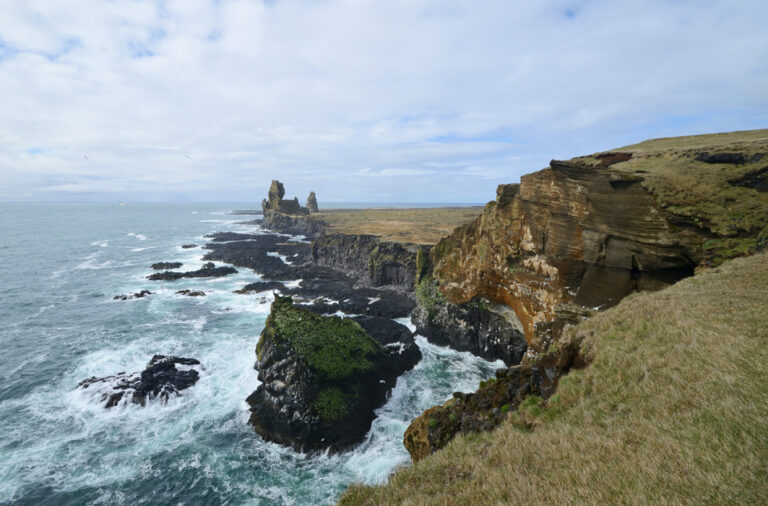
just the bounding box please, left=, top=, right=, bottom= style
left=246, top=295, right=420, bottom=452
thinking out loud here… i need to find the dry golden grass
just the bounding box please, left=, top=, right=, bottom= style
left=311, top=207, right=483, bottom=244
left=341, top=252, right=768, bottom=505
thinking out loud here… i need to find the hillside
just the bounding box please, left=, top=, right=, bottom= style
left=341, top=251, right=768, bottom=504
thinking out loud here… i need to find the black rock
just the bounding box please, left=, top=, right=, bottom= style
left=246, top=297, right=420, bottom=453
left=151, top=262, right=182, bottom=270
left=176, top=289, right=206, bottom=297
left=234, top=281, right=285, bottom=294
left=113, top=290, right=153, bottom=301
left=147, top=262, right=237, bottom=281
left=78, top=355, right=202, bottom=408
left=181, top=244, right=197, bottom=249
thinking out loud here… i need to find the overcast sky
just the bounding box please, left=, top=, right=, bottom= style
left=1, top=0, right=767, bottom=203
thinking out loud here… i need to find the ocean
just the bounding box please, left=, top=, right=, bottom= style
left=0, top=203, right=501, bottom=505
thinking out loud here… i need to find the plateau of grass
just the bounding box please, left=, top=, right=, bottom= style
left=311, top=207, right=483, bottom=244
left=578, top=129, right=768, bottom=243
left=341, top=252, right=768, bottom=504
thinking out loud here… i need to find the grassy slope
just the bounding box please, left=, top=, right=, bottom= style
left=311, top=207, right=483, bottom=244
left=341, top=252, right=768, bottom=504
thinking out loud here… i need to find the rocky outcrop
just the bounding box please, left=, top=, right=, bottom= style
left=404, top=331, right=589, bottom=461
left=181, top=244, right=197, bottom=249
left=147, top=262, right=237, bottom=281
left=260, top=181, right=326, bottom=239
left=246, top=296, right=420, bottom=452
left=113, top=290, right=153, bottom=301
left=311, top=233, right=424, bottom=292
left=78, top=355, right=202, bottom=408
left=151, top=262, right=182, bottom=270
left=176, top=289, right=206, bottom=297
left=412, top=276, right=527, bottom=366
left=306, top=191, right=319, bottom=213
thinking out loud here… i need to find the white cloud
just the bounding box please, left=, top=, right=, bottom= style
left=0, top=0, right=766, bottom=202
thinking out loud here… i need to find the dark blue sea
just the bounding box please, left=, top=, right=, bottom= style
left=0, top=203, right=500, bottom=505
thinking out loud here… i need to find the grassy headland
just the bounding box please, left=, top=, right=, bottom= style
left=310, top=207, right=483, bottom=244
left=341, top=252, right=768, bottom=504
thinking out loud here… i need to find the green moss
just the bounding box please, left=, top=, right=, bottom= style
left=500, top=404, right=511, bottom=413
left=313, top=387, right=351, bottom=423
left=415, top=274, right=446, bottom=320
left=429, top=418, right=437, bottom=428
left=262, top=295, right=382, bottom=380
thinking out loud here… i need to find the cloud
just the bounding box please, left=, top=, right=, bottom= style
left=0, top=0, right=766, bottom=203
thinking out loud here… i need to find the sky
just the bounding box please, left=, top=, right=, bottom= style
left=1, top=0, right=767, bottom=203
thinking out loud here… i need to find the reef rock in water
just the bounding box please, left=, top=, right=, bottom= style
left=77, top=355, right=202, bottom=408
left=246, top=295, right=420, bottom=452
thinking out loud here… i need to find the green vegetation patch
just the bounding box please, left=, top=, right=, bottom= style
left=262, top=295, right=382, bottom=380
left=313, top=387, right=351, bottom=423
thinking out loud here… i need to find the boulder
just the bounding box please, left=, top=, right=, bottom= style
left=176, top=289, right=206, bottom=297
left=246, top=295, right=420, bottom=452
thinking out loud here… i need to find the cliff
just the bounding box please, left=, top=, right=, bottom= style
left=341, top=251, right=768, bottom=504
left=311, top=234, right=426, bottom=292
left=419, top=129, right=768, bottom=355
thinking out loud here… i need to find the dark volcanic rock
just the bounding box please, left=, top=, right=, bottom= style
left=246, top=296, right=420, bottom=452
left=176, top=289, right=206, bottom=297
left=696, top=152, right=746, bottom=164
left=181, top=244, right=198, bottom=249
left=413, top=279, right=527, bottom=366
left=234, top=281, right=285, bottom=294
left=113, top=290, right=153, bottom=301
left=204, top=232, right=264, bottom=242
left=147, top=262, right=237, bottom=281
left=78, top=355, right=201, bottom=408
left=311, top=234, right=422, bottom=292
left=202, top=237, right=311, bottom=276
left=151, top=262, right=182, bottom=270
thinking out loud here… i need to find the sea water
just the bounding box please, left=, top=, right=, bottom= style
left=0, top=203, right=502, bottom=505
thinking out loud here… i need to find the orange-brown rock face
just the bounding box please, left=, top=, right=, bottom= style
left=433, top=160, right=702, bottom=349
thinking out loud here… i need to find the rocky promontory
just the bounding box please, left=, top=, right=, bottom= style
left=246, top=295, right=421, bottom=452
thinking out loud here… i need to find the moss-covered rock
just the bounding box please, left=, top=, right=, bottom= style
left=247, top=295, right=421, bottom=452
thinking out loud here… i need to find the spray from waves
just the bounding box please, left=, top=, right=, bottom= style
left=127, top=233, right=148, bottom=241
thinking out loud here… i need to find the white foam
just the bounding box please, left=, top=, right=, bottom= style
left=127, top=232, right=147, bottom=241
left=283, top=279, right=302, bottom=288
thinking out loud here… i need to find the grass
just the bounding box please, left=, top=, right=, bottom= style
left=258, top=295, right=382, bottom=381
left=574, top=129, right=768, bottom=245
left=310, top=207, right=483, bottom=244
left=340, top=252, right=768, bottom=504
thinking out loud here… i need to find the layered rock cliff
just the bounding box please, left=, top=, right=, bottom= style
left=419, top=130, right=768, bottom=355
left=405, top=128, right=768, bottom=460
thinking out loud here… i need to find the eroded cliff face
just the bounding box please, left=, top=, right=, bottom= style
left=311, top=234, right=424, bottom=292
left=428, top=160, right=709, bottom=351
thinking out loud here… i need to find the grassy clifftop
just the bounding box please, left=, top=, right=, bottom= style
left=341, top=252, right=768, bottom=504
left=310, top=207, right=483, bottom=244
left=577, top=128, right=768, bottom=263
